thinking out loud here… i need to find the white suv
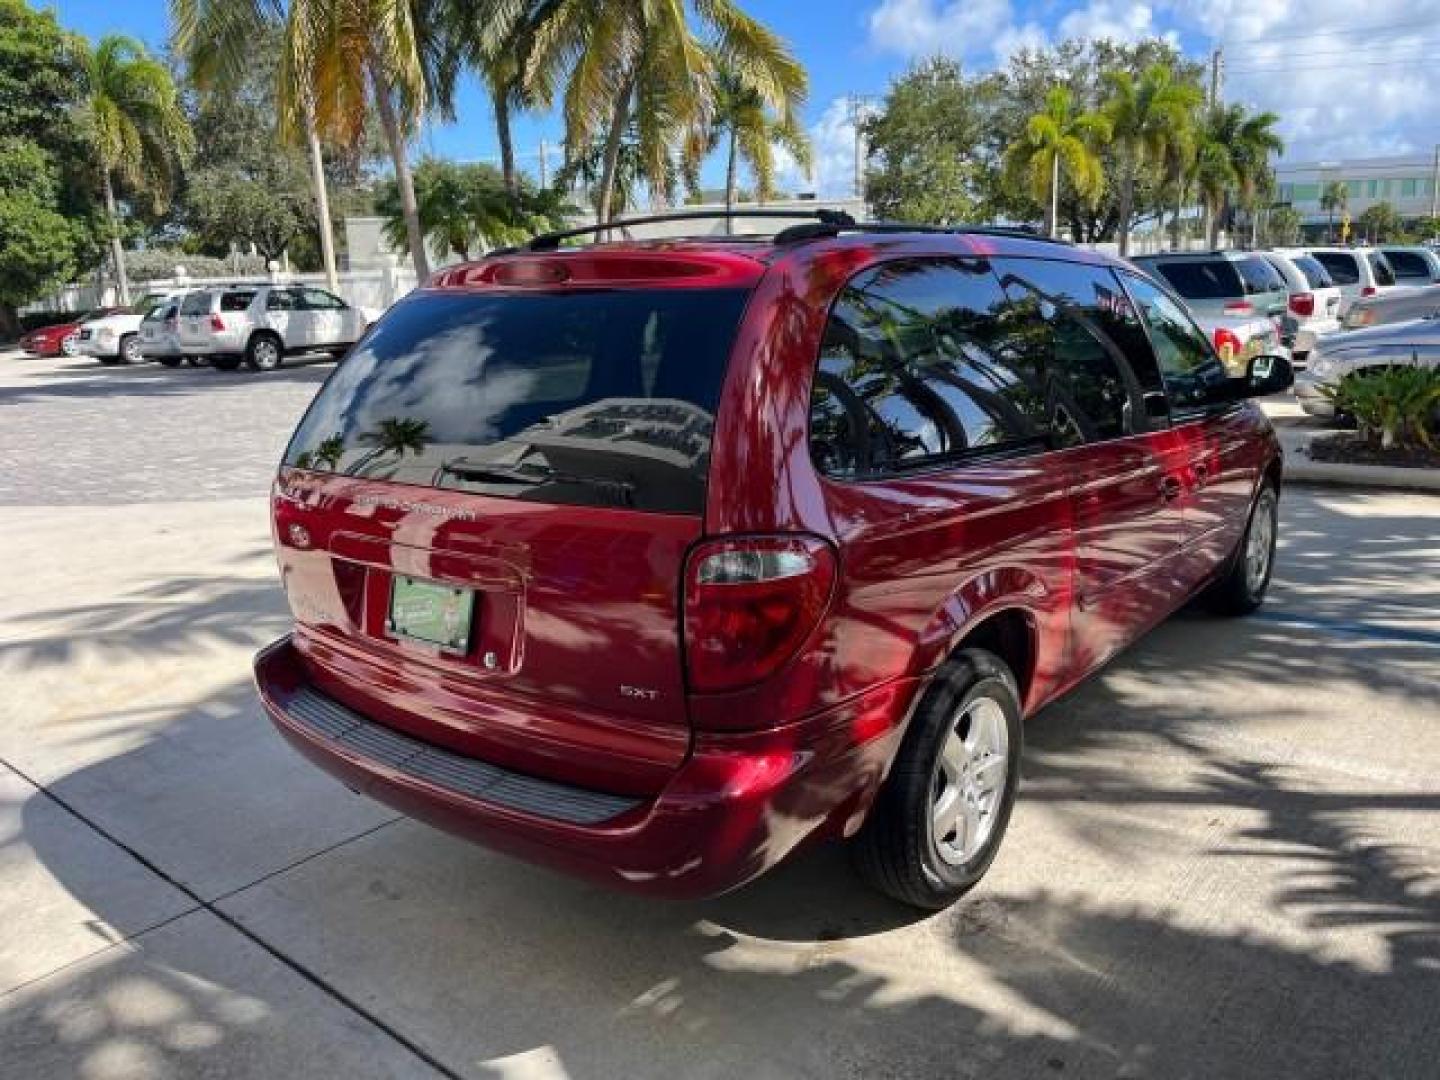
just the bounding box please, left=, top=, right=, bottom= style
left=1260, top=251, right=1343, bottom=361
left=177, top=284, right=375, bottom=371
left=76, top=290, right=187, bottom=364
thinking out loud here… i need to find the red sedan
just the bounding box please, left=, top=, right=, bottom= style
left=18, top=310, right=118, bottom=358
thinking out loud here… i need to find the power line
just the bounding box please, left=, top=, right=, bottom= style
left=1227, top=57, right=1436, bottom=74
left=1219, top=18, right=1440, bottom=45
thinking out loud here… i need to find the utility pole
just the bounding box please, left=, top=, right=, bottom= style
left=539, top=139, right=549, bottom=188
left=1430, top=143, right=1439, bottom=233
left=846, top=95, right=878, bottom=201
left=1208, top=47, right=1224, bottom=107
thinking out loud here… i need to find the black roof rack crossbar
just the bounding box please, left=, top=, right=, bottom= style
left=523, top=208, right=858, bottom=251
left=773, top=220, right=1073, bottom=246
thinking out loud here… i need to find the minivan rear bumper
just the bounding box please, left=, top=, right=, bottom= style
left=255, top=635, right=916, bottom=898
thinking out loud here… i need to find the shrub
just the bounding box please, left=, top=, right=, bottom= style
left=125, top=248, right=268, bottom=282
left=1325, top=362, right=1440, bottom=451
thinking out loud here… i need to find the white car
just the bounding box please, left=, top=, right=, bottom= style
left=1260, top=250, right=1343, bottom=360
left=76, top=290, right=187, bottom=364
left=177, top=284, right=375, bottom=371
left=1293, top=317, right=1440, bottom=418
left=1190, top=310, right=1289, bottom=377
left=1298, top=248, right=1398, bottom=317
left=138, top=299, right=188, bottom=366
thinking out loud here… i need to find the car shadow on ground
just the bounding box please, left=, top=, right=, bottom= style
left=5, top=493, right=1439, bottom=1077
left=0, top=357, right=335, bottom=406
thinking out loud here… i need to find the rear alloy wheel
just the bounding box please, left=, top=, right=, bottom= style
left=119, top=334, right=143, bottom=365
left=1207, top=483, right=1279, bottom=615
left=853, top=648, right=1023, bottom=910
left=245, top=334, right=283, bottom=371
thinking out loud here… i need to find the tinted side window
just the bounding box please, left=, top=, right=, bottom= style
left=991, top=258, right=1158, bottom=445
left=1151, top=259, right=1243, bottom=300
left=1292, top=255, right=1334, bottom=289
left=1367, top=253, right=1397, bottom=286
left=180, top=292, right=211, bottom=317
left=1120, top=272, right=1231, bottom=412
left=810, top=259, right=1047, bottom=478
left=1237, top=256, right=1284, bottom=295
left=1313, top=252, right=1359, bottom=285
left=1384, top=251, right=1430, bottom=280
left=302, top=288, right=346, bottom=310
left=267, top=289, right=299, bottom=311
left=221, top=291, right=256, bottom=312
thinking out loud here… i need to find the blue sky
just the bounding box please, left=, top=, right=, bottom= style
left=43, top=0, right=1440, bottom=195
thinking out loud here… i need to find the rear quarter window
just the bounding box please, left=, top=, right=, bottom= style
left=221, top=291, right=257, bottom=312
left=1367, top=253, right=1397, bottom=286
left=1291, top=255, right=1335, bottom=289
left=180, top=293, right=212, bottom=316
left=1236, top=256, right=1285, bottom=295
left=1151, top=260, right=1243, bottom=300
left=284, top=287, right=750, bottom=514
left=1384, top=251, right=1431, bottom=279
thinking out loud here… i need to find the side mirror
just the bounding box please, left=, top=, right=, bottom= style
left=1238, top=353, right=1295, bottom=398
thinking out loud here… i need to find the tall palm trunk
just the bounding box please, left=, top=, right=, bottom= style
left=101, top=171, right=131, bottom=306
left=1115, top=165, right=1135, bottom=257
left=303, top=110, right=340, bottom=291
left=494, top=85, right=517, bottom=195
left=373, top=74, right=430, bottom=280
left=724, top=125, right=738, bottom=234
left=1045, top=150, right=1059, bottom=238
left=596, top=71, right=637, bottom=225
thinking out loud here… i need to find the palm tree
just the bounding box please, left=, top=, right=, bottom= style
left=279, top=0, right=431, bottom=279
left=1321, top=180, right=1348, bottom=243
left=1101, top=63, right=1202, bottom=256
left=695, top=60, right=811, bottom=224
left=77, top=35, right=193, bottom=306
left=420, top=0, right=535, bottom=195
left=1231, top=110, right=1284, bottom=246
left=171, top=0, right=341, bottom=292
left=521, top=1, right=806, bottom=223
left=1002, top=86, right=1109, bottom=238
left=1192, top=129, right=1237, bottom=249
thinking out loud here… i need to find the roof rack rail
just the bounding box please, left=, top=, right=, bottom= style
left=522, top=208, right=858, bottom=251
left=773, top=220, right=1073, bottom=246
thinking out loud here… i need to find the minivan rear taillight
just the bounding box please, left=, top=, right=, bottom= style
left=683, top=535, right=836, bottom=694
left=1222, top=301, right=1255, bottom=316
left=1361, top=285, right=1378, bottom=298
left=210, top=314, right=226, bottom=331
left=1288, top=292, right=1315, bottom=318
left=1213, top=326, right=1244, bottom=363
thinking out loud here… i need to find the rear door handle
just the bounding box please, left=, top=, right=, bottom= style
left=1159, top=476, right=1183, bottom=502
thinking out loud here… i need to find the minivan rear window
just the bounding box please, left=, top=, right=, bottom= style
left=1312, top=251, right=1359, bottom=284
left=1151, top=259, right=1243, bottom=300
left=284, top=288, right=750, bottom=514
left=1236, top=256, right=1284, bottom=296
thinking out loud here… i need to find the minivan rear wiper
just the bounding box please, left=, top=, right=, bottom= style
left=437, top=458, right=637, bottom=505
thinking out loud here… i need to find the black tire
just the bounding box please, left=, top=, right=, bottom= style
left=853, top=648, right=1023, bottom=910
left=98, top=355, right=122, bottom=366
left=118, top=333, right=143, bottom=365
left=157, top=355, right=183, bottom=368
left=211, top=355, right=242, bottom=372
left=245, top=333, right=284, bottom=371
left=1206, top=481, right=1279, bottom=616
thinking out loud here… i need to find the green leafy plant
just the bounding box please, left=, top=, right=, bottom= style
left=1323, top=363, right=1440, bottom=451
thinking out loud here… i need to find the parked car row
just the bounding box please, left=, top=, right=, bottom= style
left=31, top=285, right=377, bottom=372
left=1133, top=244, right=1440, bottom=369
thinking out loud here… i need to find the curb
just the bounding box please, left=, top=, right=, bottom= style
left=1284, top=455, right=1440, bottom=492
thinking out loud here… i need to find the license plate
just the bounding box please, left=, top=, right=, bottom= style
left=387, top=575, right=475, bottom=652
left=80, top=330, right=91, bottom=340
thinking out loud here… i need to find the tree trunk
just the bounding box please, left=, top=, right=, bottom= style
left=304, top=111, right=340, bottom=292
left=1116, top=166, right=1135, bottom=256
left=1045, top=151, right=1059, bottom=237
left=373, top=74, right=430, bottom=280
left=1206, top=199, right=1222, bottom=249
left=102, top=171, right=130, bottom=306
left=724, top=125, right=738, bottom=234
left=596, top=72, right=637, bottom=226
left=495, top=90, right=517, bottom=196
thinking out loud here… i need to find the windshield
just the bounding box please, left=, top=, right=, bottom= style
left=284, top=287, right=750, bottom=514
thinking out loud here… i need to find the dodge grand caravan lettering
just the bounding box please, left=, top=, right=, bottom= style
left=255, top=212, right=1290, bottom=909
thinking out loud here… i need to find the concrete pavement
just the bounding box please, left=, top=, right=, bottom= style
left=3, top=348, right=1439, bottom=1078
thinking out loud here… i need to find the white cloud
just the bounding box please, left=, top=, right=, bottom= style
left=862, top=0, right=1440, bottom=162
left=778, top=97, right=864, bottom=198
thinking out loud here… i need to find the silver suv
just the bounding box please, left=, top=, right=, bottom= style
left=177, top=284, right=375, bottom=371
left=1130, top=251, right=1289, bottom=323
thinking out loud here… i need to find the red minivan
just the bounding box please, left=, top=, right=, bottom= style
left=256, top=215, right=1289, bottom=909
